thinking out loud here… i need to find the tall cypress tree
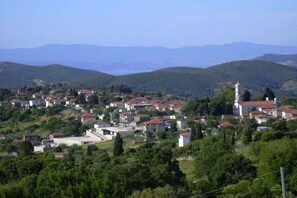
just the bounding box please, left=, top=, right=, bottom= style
left=262, top=87, right=275, bottom=100
left=113, top=133, right=124, bottom=156
left=191, top=123, right=204, bottom=141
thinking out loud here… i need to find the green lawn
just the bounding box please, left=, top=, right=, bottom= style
left=179, top=159, right=195, bottom=182
left=0, top=152, right=8, bottom=157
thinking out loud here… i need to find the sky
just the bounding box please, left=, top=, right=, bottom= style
left=0, top=0, right=297, bottom=48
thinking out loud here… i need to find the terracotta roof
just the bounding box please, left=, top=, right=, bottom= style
left=82, top=118, right=98, bottom=124
left=277, top=105, right=294, bottom=111
left=135, top=114, right=150, bottom=118
left=250, top=110, right=265, bottom=115
left=284, top=109, right=297, bottom=114
left=239, top=100, right=275, bottom=107
left=255, top=114, right=268, bottom=119
left=219, top=122, right=235, bottom=128
left=144, top=118, right=164, bottom=125
left=288, top=117, right=297, bottom=121
left=79, top=89, right=94, bottom=95
left=81, top=113, right=96, bottom=118
left=180, top=132, right=191, bottom=137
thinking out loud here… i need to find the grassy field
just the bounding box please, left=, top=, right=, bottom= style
left=81, top=135, right=145, bottom=155
left=0, top=152, right=8, bottom=157
left=61, top=109, right=80, bottom=118
left=179, top=159, right=195, bottom=182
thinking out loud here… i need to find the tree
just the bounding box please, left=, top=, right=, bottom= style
left=54, top=146, right=63, bottom=152
left=194, top=136, right=230, bottom=178
left=209, top=86, right=234, bottom=116
left=87, top=144, right=98, bottom=156
left=242, top=119, right=257, bottom=145
left=77, top=93, right=86, bottom=104
left=209, top=152, right=256, bottom=188
left=190, top=123, right=203, bottom=142
left=6, top=144, right=17, bottom=154
left=182, top=98, right=210, bottom=118
left=170, top=120, right=177, bottom=131
left=113, top=133, right=124, bottom=156
left=287, top=120, right=297, bottom=132
left=130, top=185, right=178, bottom=198
left=242, top=90, right=251, bottom=102
left=88, top=94, right=99, bottom=105
left=18, top=141, right=34, bottom=156
left=63, top=119, right=82, bottom=136
left=262, top=87, right=275, bottom=101
left=257, top=138, right=297, bottom=188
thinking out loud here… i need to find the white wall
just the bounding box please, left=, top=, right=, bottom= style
left=178, top=136, right=190, bottom=147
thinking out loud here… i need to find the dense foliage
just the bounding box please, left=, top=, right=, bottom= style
left=75, top=60, right=297, bottom=97
left=0, top=143, right=188, bottom=198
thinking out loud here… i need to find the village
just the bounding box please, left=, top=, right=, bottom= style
left=1, top=82, right=297, bottom=157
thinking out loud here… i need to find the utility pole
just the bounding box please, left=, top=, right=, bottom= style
left=280, top=167, right=286, bottom=198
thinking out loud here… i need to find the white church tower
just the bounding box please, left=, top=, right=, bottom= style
left=233, top=81, right=240, bottom=115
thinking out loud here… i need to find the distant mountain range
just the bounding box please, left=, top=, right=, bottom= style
left=256, top=53, right=297, bottom=67
left=2, top=60, right=297, bottom=98
left=1, top=42, right=297, bottom=75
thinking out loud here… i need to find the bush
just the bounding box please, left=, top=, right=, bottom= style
left=261, top=131, right=284, bottom=142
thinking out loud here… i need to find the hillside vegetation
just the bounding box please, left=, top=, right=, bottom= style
left=256, top=53, right=297, bottom=67
left=0, top=62, right=111, bottom=89
left=75, top=60, right=297, bottom=97
left=2, top=60, right=297, bottom=97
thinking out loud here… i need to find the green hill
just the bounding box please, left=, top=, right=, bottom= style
left=0, top=62, right=111, bottom=89
left=2, top=61, right=297, bottom=98
left=75, top=60, right=297, bottom=97
left=255, top=53, right=297, bottom=67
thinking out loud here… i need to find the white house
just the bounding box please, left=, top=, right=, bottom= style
left=254, top=114, right=269, bottom=124
left=178, top=132, right=191, bottom=147
left=177, top=120, right=186, bottom=130
left=29, top=99, right=42, bottom=107
left=94, top=126, right=136, bottom=140
left=34, top=143, right=57, bottom=153
left=94, top=121, right=111, bottom=128
left=0, top=134, right=6, bottom=141
left=233, top=82, right=277, bottom=116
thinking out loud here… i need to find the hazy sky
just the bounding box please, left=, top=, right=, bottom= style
left=1, top=0, right=297, bottom=48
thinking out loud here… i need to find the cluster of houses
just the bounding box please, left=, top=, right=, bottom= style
left=1, top=88, right=189, bottom=153
left=2, top=83, right=297, bottom=152
left=178, top=82, right=297, bottom=148
left=234, top=82, right=297, bottom=123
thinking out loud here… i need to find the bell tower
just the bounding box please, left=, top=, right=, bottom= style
left=233, top=81, right=240, bottom=114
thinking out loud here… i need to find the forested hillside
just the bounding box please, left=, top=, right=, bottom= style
left=0, top=62, right=111, bottom=89
left=75, top=60, right=297, bottom=97
left=256, top=53, right=297, bottom=67
left=2, top=60, right=297, bottom=98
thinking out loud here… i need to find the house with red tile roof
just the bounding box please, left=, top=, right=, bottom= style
left=80, top=113, right=97, bottom=122
left=143, top=118, right=165, bottom=132
left=233, top=82, right=278, bottom=116
left=219, top=122, right=235, bottom=128
left=178, top=132, right=191, bottom=147
left=281, top=108, right=297, bottom=120
left=273, top=105, right=294, bottom=118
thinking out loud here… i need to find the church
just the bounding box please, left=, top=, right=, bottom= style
left=233, top=82, right=277, bottom=117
